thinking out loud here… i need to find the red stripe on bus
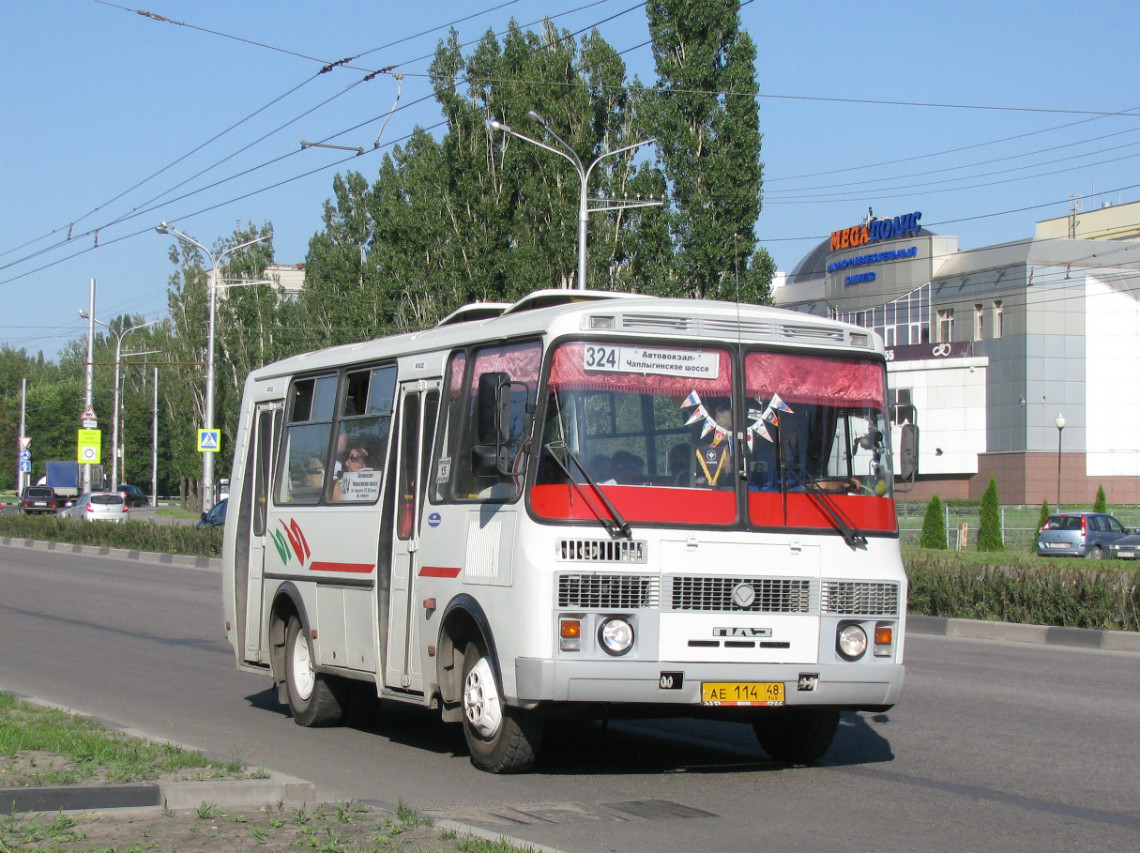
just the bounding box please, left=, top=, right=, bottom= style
left=748, top=492, right=898, bottom=532
left=420, top=566, right=462, bottom=578
left=308, top=561, right=375, bottom=573
left=530, top=484, right=736, bottom=525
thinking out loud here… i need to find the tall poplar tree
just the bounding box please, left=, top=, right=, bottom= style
left=644, top=0, right=773, bottom=302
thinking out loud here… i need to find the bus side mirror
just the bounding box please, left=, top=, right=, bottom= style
left=474, top=372, right=511, bottom=477
left=899, top=424, right=919, bottom=482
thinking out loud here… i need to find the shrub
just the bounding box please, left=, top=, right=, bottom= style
left=905, top=549, right=1140, bottom=631
left=976, top=476, right=1004, bottom=552
left=1093, top=485, right=1107, bottom=513
left=920, top=495, right=947, bottom=549
left=0, top=514, right=221, bottom=557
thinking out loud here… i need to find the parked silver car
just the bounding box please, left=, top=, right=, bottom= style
left=1036, top=512, right=1132, bottom=559
left=60, top=492, right=131, bottom=523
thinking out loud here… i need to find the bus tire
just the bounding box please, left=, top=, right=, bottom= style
left=461, top=642, right=542, bottom=773
left=284, top=615, right=346, bottom=727
left=753, top=708, right=840, bottom=764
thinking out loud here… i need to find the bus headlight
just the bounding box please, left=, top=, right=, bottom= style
left=836, top=623, right=868, bottom=660
left=599, top=617, right=634, bottom=656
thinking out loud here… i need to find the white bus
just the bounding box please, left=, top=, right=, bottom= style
left=222, top=290, right=916, bottom=773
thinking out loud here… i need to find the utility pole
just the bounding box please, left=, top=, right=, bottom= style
left=18, top=378, right=27, bottom=493
left=82, top=279, right=96, bottom=493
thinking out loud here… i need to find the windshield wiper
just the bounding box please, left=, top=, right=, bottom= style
left=788, top=464, right=868, bottom=549
left=543, top=440, right=632, bottom=539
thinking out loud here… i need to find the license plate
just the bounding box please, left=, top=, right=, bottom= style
left=701, top=681, right=785, bottom=706
left=1116, top=549, right=1136, bottom=559
left=1046, top=542, right=1070, bottom=549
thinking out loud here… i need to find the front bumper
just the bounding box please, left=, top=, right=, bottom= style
left=515, top=657, right=904, bottom=709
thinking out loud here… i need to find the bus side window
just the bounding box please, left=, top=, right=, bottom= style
left=276, top=375, right=336, bottom=505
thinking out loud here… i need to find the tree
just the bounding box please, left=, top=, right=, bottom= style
left=644, top=0, right=774, bottom=302
left=1034, top=500, right=1051, bottom=550
left=920, top=494, right=947, bottom=550
left=977, top=477, right=1004, bottom=552
left=1093, top=484, right=1107, bottom=513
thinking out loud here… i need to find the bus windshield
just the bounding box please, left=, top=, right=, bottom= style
left=531, top=341, right=897, bottom=536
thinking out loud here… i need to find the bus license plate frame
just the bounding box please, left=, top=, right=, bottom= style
left=701, top=681, right=785, bottom=706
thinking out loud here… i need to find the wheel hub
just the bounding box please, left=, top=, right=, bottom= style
left=463, top=656, right=502, bottom=738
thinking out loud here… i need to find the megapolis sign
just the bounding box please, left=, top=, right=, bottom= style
left=830, top=211, right=922, bottom=252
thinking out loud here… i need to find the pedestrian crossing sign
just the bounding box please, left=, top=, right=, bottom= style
left=197, top=429, right=221, bottom=453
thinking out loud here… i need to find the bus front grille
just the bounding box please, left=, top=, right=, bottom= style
left=557, top=574, right=660, bottom=610
left=821, top=581, right=900, bottom=615
left=668, top=576, right=813, bottom=613
left=557, top=539, right=647, bottom=563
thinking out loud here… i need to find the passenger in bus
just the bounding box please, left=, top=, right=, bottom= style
left=668, top=443, right=691, bottom=486
left=589, top=454, right=615, bottom=485
left=610, top=450, right=645, bottom=485
left=332, top=437, right=373, bottom=501
left=694, top=399, right=732, bottom=487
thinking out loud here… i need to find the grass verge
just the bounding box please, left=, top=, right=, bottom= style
left=0, top=695, right=535, bottom=853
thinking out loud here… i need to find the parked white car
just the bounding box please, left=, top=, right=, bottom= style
left=60, top=492, right=131, bottom=523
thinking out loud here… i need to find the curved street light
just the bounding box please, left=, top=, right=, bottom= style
left=1055, top=413, right=1066, bottom=512
left=154, top=223, right=270, bottom=510
left=488, top=112, right=657, bottom=290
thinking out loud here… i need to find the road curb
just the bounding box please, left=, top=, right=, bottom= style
left=906, top=614, right=1139, bottom=653
left=2, top=772, right=316, bottom=814
left=1, top=536, right=221, bottom=571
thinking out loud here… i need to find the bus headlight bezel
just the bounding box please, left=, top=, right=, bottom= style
left=598, top=616, right=635, bottom=656
left=836, top=622, right=868, bottom=661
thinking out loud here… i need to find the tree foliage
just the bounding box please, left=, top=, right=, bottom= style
left=920, top=494, right=947, bottom=550
left=644, top=0, right=773, bottom=301
left=1093, top=484, right=1107, bottom=513
left=977, top=476, right=1005, bottom=552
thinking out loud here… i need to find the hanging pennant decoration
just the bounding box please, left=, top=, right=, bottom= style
left=679, top=390, right=732, bottom=448
left=747, top=394, right=794, bottom=451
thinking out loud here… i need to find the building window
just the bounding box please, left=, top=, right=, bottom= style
left=889, top=388, right=915, bottom=425
left=839, top=283, right=930, bottom=349
left=993, top=300, right=1003, bottom=339
left=937, top=309, right=954, bottom=342
left=973, top=304, right=984, bottom=341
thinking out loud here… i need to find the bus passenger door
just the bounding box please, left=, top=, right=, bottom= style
left=384, top=380, right=439, bottom=693
left=241, top=402, right=280, bottom=663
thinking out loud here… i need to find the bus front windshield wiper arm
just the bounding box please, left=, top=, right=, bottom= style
left=789, top=465, right=868, bottom=549
left=543, top=440, right=632, bottom=539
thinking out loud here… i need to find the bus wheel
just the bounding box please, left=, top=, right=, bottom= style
left=284, top=615, right=346, bottom=727
left=753, top=708, right=840, bottom=764
left=461, top=642, right=542, bottom=773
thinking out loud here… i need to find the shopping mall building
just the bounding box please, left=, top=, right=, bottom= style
left=772, top=200, right=1140, bottom=504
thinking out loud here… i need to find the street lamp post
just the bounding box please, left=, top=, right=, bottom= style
left=1055, top=413, right=1066, bottom=512
left=488, top=112, right=657, bottom=290
left=155, top=223, right=270, bottom=511
left=79, top=314, right=159, bottom=491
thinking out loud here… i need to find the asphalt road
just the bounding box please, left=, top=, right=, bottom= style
left=1, top=544, right=1137, bottom=853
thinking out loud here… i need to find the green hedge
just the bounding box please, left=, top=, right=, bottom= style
left=0, top=514, right=221, bottom=557
left=906, top=547, right=1139, bottom=632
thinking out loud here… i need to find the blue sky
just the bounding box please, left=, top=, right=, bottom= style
left=2, top=0, right=1138, bottom=359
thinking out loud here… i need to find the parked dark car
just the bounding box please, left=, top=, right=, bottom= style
left=19, top=486, right=59, bottom=514
left=197, top=498, right=227, bottom=529
left=1036, top=512, right=1132, bottom=559
left=1107, top=533, right=1140, bottom=560
left=114, top=484, right=148, bottom=507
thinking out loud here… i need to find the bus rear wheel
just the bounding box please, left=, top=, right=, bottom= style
left=753, top=708, right=840, bottom=764
left=461, top=642, right=542, bottom=773
left=284, top=615, right=346, bottom=727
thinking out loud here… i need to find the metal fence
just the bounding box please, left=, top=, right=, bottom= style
left=896, top=501, right=1140, bottom=552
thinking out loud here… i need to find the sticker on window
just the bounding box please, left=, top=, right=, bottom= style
left=583, top=345, right=720, bottom=379
left=436, top=457, right=452, bottom=484
left=338, top=469, right=381, bottom=501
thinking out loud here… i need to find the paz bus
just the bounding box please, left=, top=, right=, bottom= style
left=221, top=290, right=915, bottom=773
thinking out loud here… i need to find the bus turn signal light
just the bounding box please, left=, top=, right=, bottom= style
left=874, top=623, right=893, bottom=657
left=560, top=618, right=581, bottom=652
